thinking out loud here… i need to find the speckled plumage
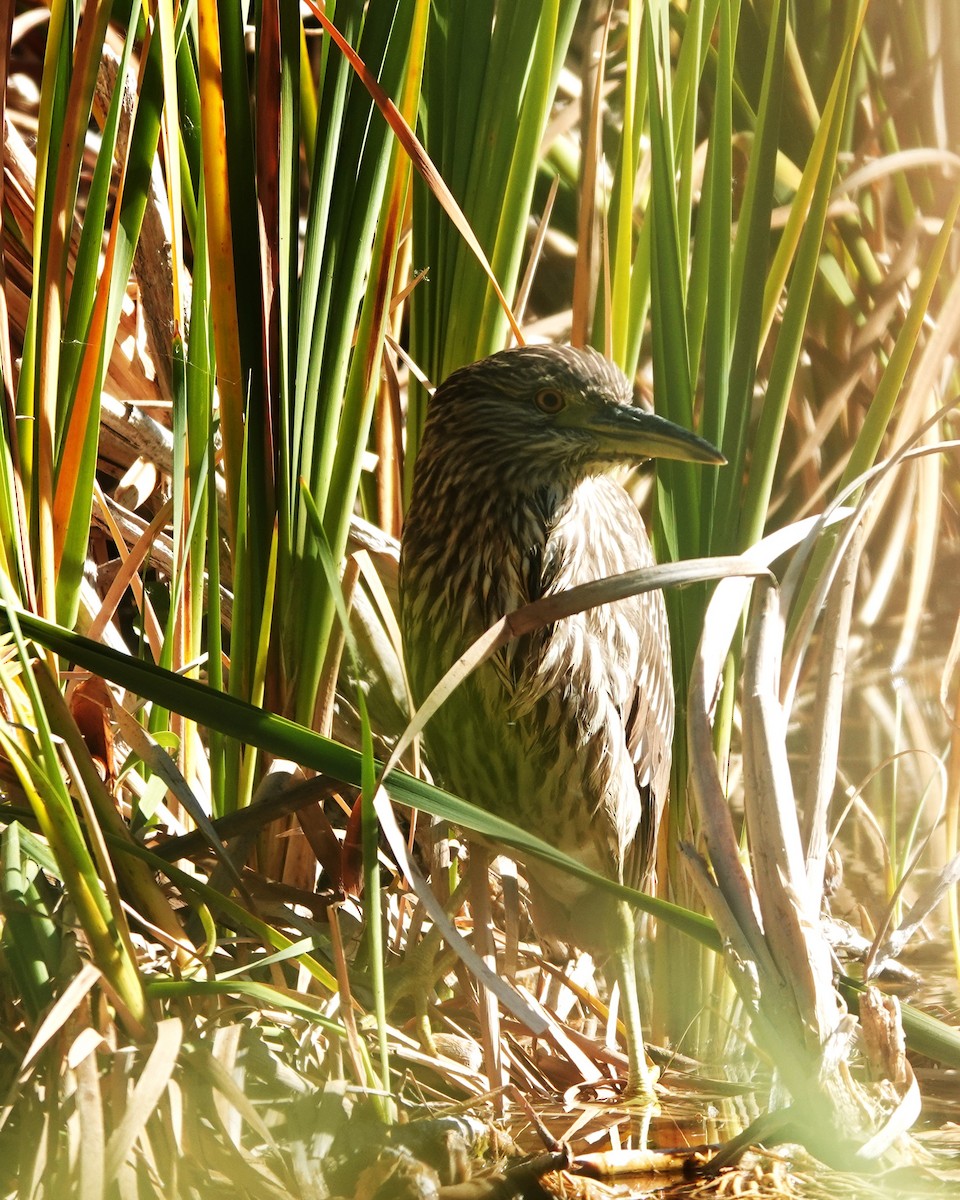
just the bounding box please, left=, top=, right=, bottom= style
left=402, top=345, right=671, bottom=900
left=399, top=344, right=722, bottom=1093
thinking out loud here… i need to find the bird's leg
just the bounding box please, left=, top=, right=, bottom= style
left=612, top=899, right=660, bottom=1103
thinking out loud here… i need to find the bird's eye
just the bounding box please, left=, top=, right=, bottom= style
left=534, top=388, right=566, bottom=414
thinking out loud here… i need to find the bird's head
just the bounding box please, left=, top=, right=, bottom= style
left=420, top=345, right=724, bottom=491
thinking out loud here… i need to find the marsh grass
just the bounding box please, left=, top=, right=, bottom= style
left=0, top=2, right=958, bottom=1194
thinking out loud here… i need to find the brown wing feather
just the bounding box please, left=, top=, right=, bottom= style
left=539, top=476, right=674, bottom=891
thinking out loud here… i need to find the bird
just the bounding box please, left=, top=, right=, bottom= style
left=398, top=344, right=724, bottom=1098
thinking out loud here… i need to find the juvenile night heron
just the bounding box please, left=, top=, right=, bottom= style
left=399, top=344, right=723, bottom=1097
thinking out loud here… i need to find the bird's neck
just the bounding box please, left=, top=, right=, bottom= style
left=428, top=468, right=603, bottom=611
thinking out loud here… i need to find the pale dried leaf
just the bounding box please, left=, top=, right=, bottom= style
left=105, top=1018, right=183, bottom=1182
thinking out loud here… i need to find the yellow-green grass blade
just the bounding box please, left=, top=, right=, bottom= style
left=1, top=823, right=59, bottom=1021
left=692, top=0, right=736, bottom=499
left=0, top=587, right=147, bottom=1027
left=645, top=1, right=695, bottom=549
left=301, top=478, right=393, bottom=1101
left=738, top=3, right=867, bottom=554
left=216, top=5, right=275, bottom=686
left=408, top=1, right=579, bottom=464
left=115, top=841, right=339, bottom=995
left=196, top=0, right=245, bottom=543
left=16, top=0, right=73, bottom=507
left=474, top=0, right=574, bottom=358
left=54, top=14, right=170, bottom=624
left=56, top=3, right=139, bottom=435
left=8, top=598, right=960, bottom=1068
left=286, top=0, right=408, bottom=630
left=13, top=1, right=107, bottom=618
left=594, top=6, right=649, bottom=373
left=145, top=978, right=344, bottom=1030
left=290, top=1, right=363, bottom=499
left=680, top=0, right=719, bottom=394
left=711, top=0, right=787, bottom=557
left=237, top=518, right=279, bottom=812
left=298, top=16, right=317, bottom=175
left=275, top=0, right=305, bottom=569
left=289, top=0, right=426, bottom=725
left=358, top=683, right=392, bottom=1109
left=31, top=665, right=191, bottom=959
left=292, top=0, right=412, bottom=536
left=222, top=410, right=253, bottom=813
left=2, top=600, right=712, bottom=945
left=610, top=0, right=644, bottom=368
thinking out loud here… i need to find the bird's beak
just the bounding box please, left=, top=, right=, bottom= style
left=582, top=407, right=726, bottom=466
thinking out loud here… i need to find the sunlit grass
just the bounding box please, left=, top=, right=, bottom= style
left=0, top=2, right=958, bottom=1193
